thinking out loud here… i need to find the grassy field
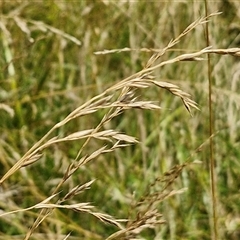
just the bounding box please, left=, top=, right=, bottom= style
left=0, top=1, right=240, bottom=239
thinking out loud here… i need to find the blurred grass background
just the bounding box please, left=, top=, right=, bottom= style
left=0, top=1, right=240, bottom=239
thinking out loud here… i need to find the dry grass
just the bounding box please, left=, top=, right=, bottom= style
left=1, top=1, right=240, bottom=239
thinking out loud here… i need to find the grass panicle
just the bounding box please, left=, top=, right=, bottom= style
left=1, top=1, right=240, bottom=239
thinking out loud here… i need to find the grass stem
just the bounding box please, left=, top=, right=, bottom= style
left=204, top=1, right=218, bottom=239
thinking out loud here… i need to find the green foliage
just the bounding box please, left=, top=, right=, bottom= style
left=0, top=1, right=240, bottom=239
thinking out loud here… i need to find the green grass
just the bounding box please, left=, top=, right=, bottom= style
left=0, top=1, right=240, bottom=239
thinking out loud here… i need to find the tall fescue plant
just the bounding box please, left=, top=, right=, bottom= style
left=0, top=1, right=240, bottom=240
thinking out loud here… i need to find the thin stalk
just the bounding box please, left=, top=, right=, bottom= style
left=204, top=1, right=218, bottom=240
